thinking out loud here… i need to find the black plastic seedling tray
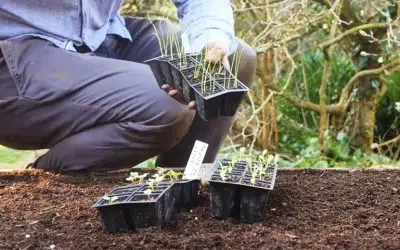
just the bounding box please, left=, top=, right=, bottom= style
left=92, top=184, right=142, bottom=233
left=180, top=67, right=200, bottom=103
left=172, top=179, right=200, bottom=209
left=144, top=54, right=196, bottom=90
left=192, top=82, right=225, bottom=121
left=92, top=183, right=175, bottom=233
left=208, top=159, right=278, bottom=223
left=209, top=181, right=240, bottom=219
left=128, top=183, right=175, bottom=229
left=144, top=52, right=249, bottom=121
left=168, top=57, right=196, bottom=91
left=217, top=79, right=249, bottom=117
left=93, top=195, right=132, bottom=233
left=144, top=56, right=172, bottom=88
left=93, top=177, right=201, bottom=233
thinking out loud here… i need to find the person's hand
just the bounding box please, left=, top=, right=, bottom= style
left=161, top=84, right=196, bottom=110
left=204, top=40, right=231, bottom=70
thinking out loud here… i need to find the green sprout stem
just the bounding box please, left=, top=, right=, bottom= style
left=126, top=172, right=148, bottom=183
left=202, top=62, right=213, bottom=94
left=169, top=33, right=174, bottom=59
left=164, top=170, right=183, bottom=181
left=194, top=53, right=204, bottom=79
left=171, top=33, right=185, bottom=68
left=143, top=189, right=152, bottom=200
left=219, top=162, right=228, bottom=181
left=232, top=49, right=244, bottom=88
left=149, top=16, right=168, bottom=57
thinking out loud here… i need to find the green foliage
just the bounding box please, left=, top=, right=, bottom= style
left=0, top=146, right=32, bottom=164
left=291, top=134, right=394, bottom=169
left=277, top=48, right=356, bottom=129
left=278, top=116, right=318, bottom=156
left=376, top=72, right=400, bottom=139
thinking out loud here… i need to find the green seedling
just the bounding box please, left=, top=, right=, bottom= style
left=126, top=172, right=148, bottom=183
left=194, top=53, right=205, bottom=79
left=150, top=16, right=182, bottom=59
left=257, top=153, right=279, bottom=180
left=218, top=161, right=229, bottom=181
left=227, top=161, right=234, bottom=173
left=201, top=61, right=216, bottom=94
left=168, top=32, right=175, bottom=59
left=163, top=170, right=183, bottom=181
left=246, top=156, right=261, bottom=185
left=231, top=48, right=243, bottom=88
left=152, top=173, right=164, bottom=183
left=170, top=33, right=186, bottom=67
left=150, top=18, right=168, bottom=57
left=247, top=150, right=279, bottom=185
left=146, top=174, right=164, bottom=191
left=143, top=189, right=153, bottom=200
left=103, top=195, right=118, bottom=204
left=146, top=179, right=157, bottom=191
left=229, top=147, right=246, bottom=172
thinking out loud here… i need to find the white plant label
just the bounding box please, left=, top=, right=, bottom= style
left=183, top=140, right=209, bottom=179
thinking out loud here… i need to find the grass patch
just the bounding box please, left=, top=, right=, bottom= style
left=0, top=146, right=32, bottom=164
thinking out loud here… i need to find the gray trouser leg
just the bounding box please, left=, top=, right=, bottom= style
left=0, top=35, right=195, bottom=171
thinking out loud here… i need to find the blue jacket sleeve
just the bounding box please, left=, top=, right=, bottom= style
left=171, top=0, right=187, bottom=18
left=171, top=0, right=237, bottom=54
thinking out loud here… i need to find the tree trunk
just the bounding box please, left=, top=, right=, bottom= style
left=352, top=42, right=383, bottom=154
left=260, top=51, right=279, bottom=151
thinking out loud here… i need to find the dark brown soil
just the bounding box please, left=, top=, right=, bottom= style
left=1, top=169, right=400, bottom=249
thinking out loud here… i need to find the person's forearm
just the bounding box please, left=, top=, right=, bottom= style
left=172, top=0, right=236, bottom=53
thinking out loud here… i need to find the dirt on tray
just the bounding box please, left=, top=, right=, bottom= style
left=1, top=168, right=400, bottom=250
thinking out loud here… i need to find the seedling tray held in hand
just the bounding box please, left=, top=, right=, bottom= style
left=208, top=159, right=278, bottom=223
left=144, top=53, right=249, bottom=121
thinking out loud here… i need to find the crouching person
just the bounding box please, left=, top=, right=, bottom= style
left=0, top=0, right=256, bottom=172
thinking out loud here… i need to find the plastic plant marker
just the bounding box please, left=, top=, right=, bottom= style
left=182, top=140, right=209, bottom=180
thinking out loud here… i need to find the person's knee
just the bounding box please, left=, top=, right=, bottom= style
left=158, top=106, right=195, bottom=151
left=121, top=99, right=195, bottom=153
left=234, top=39, right=257, bottom=88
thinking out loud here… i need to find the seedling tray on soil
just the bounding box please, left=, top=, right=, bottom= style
left=92, top=184, right=142, bottom=233
left=93, top=178, right=200, bottom=233
left=171, top=179, right=200, bottom=209
left=144, top=53, right=249, bottom=121
left=92, top=183, right=175, bottom=233
left=208, top=159, right=278, bottom=223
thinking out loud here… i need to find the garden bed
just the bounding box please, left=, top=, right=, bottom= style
left=1, top=169, right=399, bottom=249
